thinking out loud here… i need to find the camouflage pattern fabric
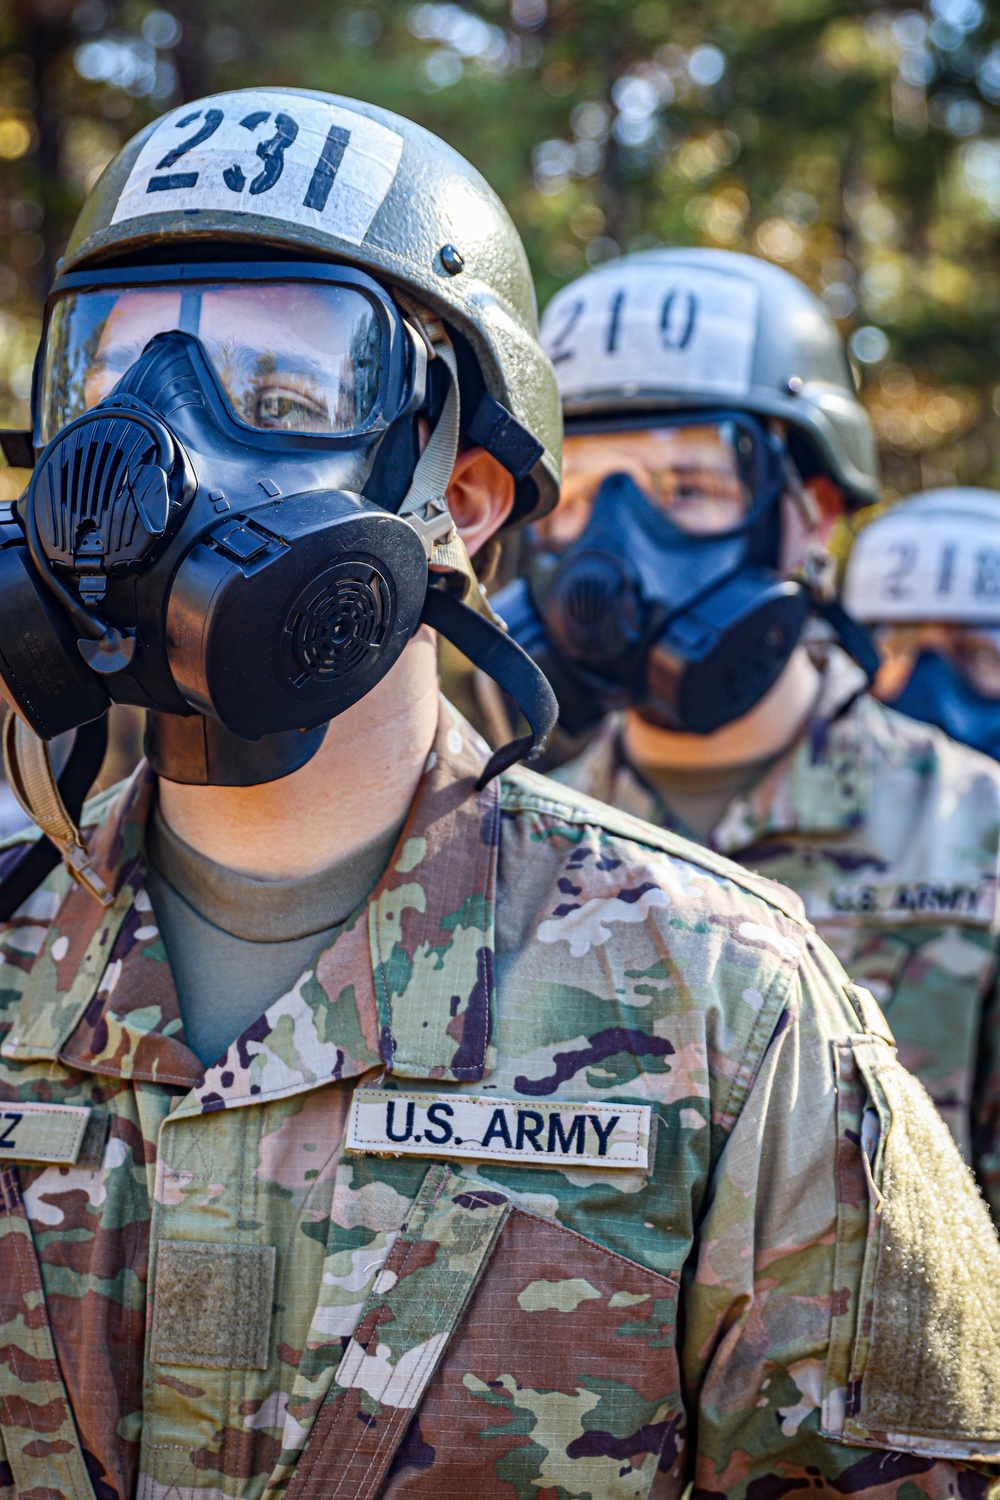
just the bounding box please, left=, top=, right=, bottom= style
left=0, top=1165, right=99, bottom=1500
left=0, top=697, right=999, bottom=1500
left=555, top=649, right=1000, bottom=1220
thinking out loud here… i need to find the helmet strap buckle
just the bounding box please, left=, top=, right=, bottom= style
left=2, top=713, right=113, bottom=908
left=798, top=541, right=838, bottom=604
left=393, top=300, right=505, bottom=630
left=408, top=495, right=457, bottom=557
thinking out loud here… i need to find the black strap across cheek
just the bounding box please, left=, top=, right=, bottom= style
left=811, top=596, right=881, bottom=684
left=421, top=585, right=557, bottom=788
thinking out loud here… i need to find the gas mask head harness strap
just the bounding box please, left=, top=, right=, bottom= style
left=494, top=408, right=878, bottom=740
left=0, top=259, right=556, bottom=907
left=388, top=292, right=557, bottom=779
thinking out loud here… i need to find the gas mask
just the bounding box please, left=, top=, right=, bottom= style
left=868, top=621, right=1000, bottom=761
left=0, top=261, right=556, bottom=794
left=842, top=488, right=1000, bottom=762
left=495, top=412, right=873, bottom=738
left=888, top=652, right=1000, bottom=761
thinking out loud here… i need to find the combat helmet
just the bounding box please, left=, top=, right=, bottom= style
left=845, top=487, right=1000, bottom=624
left=540, top=246, right=877, bottom=507
left=57, top=86, right=560, bottom=525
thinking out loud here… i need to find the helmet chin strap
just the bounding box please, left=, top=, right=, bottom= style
left=395, top=297, right=556, bottom=782
left=423, top=585, right=557, bottom=788
left=1, top=713, right=112, bottom=911
left=782, top=454, right=881, bottom=688
left=795, top=541, right=881, bottom=687
left=394, top=298, right=501, bottom=622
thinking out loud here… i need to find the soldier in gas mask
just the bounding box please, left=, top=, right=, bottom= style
left=844, top=486, right=1000, bottom=761
left=0, top=96, right=999, bottom=1500
left=496, top=247, right=1000, bottom=1218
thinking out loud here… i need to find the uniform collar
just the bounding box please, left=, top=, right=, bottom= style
left=577, top=649, right=873, bottom=854
left=1, top=700, right=500, bottom=1099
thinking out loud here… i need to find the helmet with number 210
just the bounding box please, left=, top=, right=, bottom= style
left=494, top=248, right=880, bottom=739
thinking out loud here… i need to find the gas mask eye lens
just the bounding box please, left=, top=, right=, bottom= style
left=38, top=276, right=387, bottom=445
left=252, top=378, right=331, bottom=432
left=536, top=420, right=759, bottom=547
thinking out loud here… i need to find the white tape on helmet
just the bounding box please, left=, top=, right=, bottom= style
left=111, top=91, right=403, bottom=246
left=844, top=489, right=1000, bottom=624
left=541, top=262, right=759, bottom=405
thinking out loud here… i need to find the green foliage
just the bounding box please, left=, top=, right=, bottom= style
left=2, top=0, right=1000, bottom=495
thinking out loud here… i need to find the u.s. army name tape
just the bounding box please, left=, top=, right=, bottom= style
left=0, top=1101, right=91, bottom=1165
left=347, top=1089, right=652, bottom=1170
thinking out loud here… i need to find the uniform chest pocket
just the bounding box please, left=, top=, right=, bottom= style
left=288, top=1165, right=685, bottom=1500
left=384, top=1207, right=683, bottom=1499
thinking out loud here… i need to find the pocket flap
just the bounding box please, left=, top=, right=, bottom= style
left=379, top=1207, right=683, bottom=1497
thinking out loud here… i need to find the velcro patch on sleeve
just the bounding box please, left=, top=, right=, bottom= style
left=111, top=91, right=404, bottom=244
left=823, top=1037, right=1000, bottom=1461
left=0, top=1101, right=91, bottom=1165
left=346, top=1090, right=652, bottom=1171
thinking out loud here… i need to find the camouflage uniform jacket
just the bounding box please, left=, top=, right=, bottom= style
left=1, top=699, right=999, bottom=1500
left=554, top=652, right=1000, bottom=1216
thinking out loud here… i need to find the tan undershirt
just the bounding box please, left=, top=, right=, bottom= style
left=146, top=805, right=402, bottom=1068
left=634, top=754, right=779, bottom=842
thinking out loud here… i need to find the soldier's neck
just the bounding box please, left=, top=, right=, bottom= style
left=156, top=629, right=440, bottom=880
left=624, top=646, right=823, bottom=774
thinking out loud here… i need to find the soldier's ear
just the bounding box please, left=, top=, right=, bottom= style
left=806, top=474, right=847, bottom=529
left=446, top=446, right=516, bottom=558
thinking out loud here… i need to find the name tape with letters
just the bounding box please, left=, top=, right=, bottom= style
left=822, top=877, right=996, bottom=921
left=542, top=263, right=760, bottom=403
left=346, top=1089, right=652, bottom=1170
left=0, top=1101, right=91, bottom=1165
left=111, top=91, right=404, bottom=245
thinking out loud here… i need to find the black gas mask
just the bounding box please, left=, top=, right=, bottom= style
left=889, top=651, right=1000, bottom=760
left=866, top=622, right=1000, bottom=762
left=494, top=412, right=876, bottom=738
left=0, top=260, right=555, bottom=789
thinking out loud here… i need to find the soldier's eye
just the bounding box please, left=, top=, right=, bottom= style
left=254, top=384, right=330, bottom=431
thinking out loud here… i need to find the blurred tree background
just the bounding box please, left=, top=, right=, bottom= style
left=1, top=0, right=999, bottom=497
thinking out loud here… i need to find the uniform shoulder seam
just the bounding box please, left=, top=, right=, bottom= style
left=500, top=766, right=808, bottom=927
